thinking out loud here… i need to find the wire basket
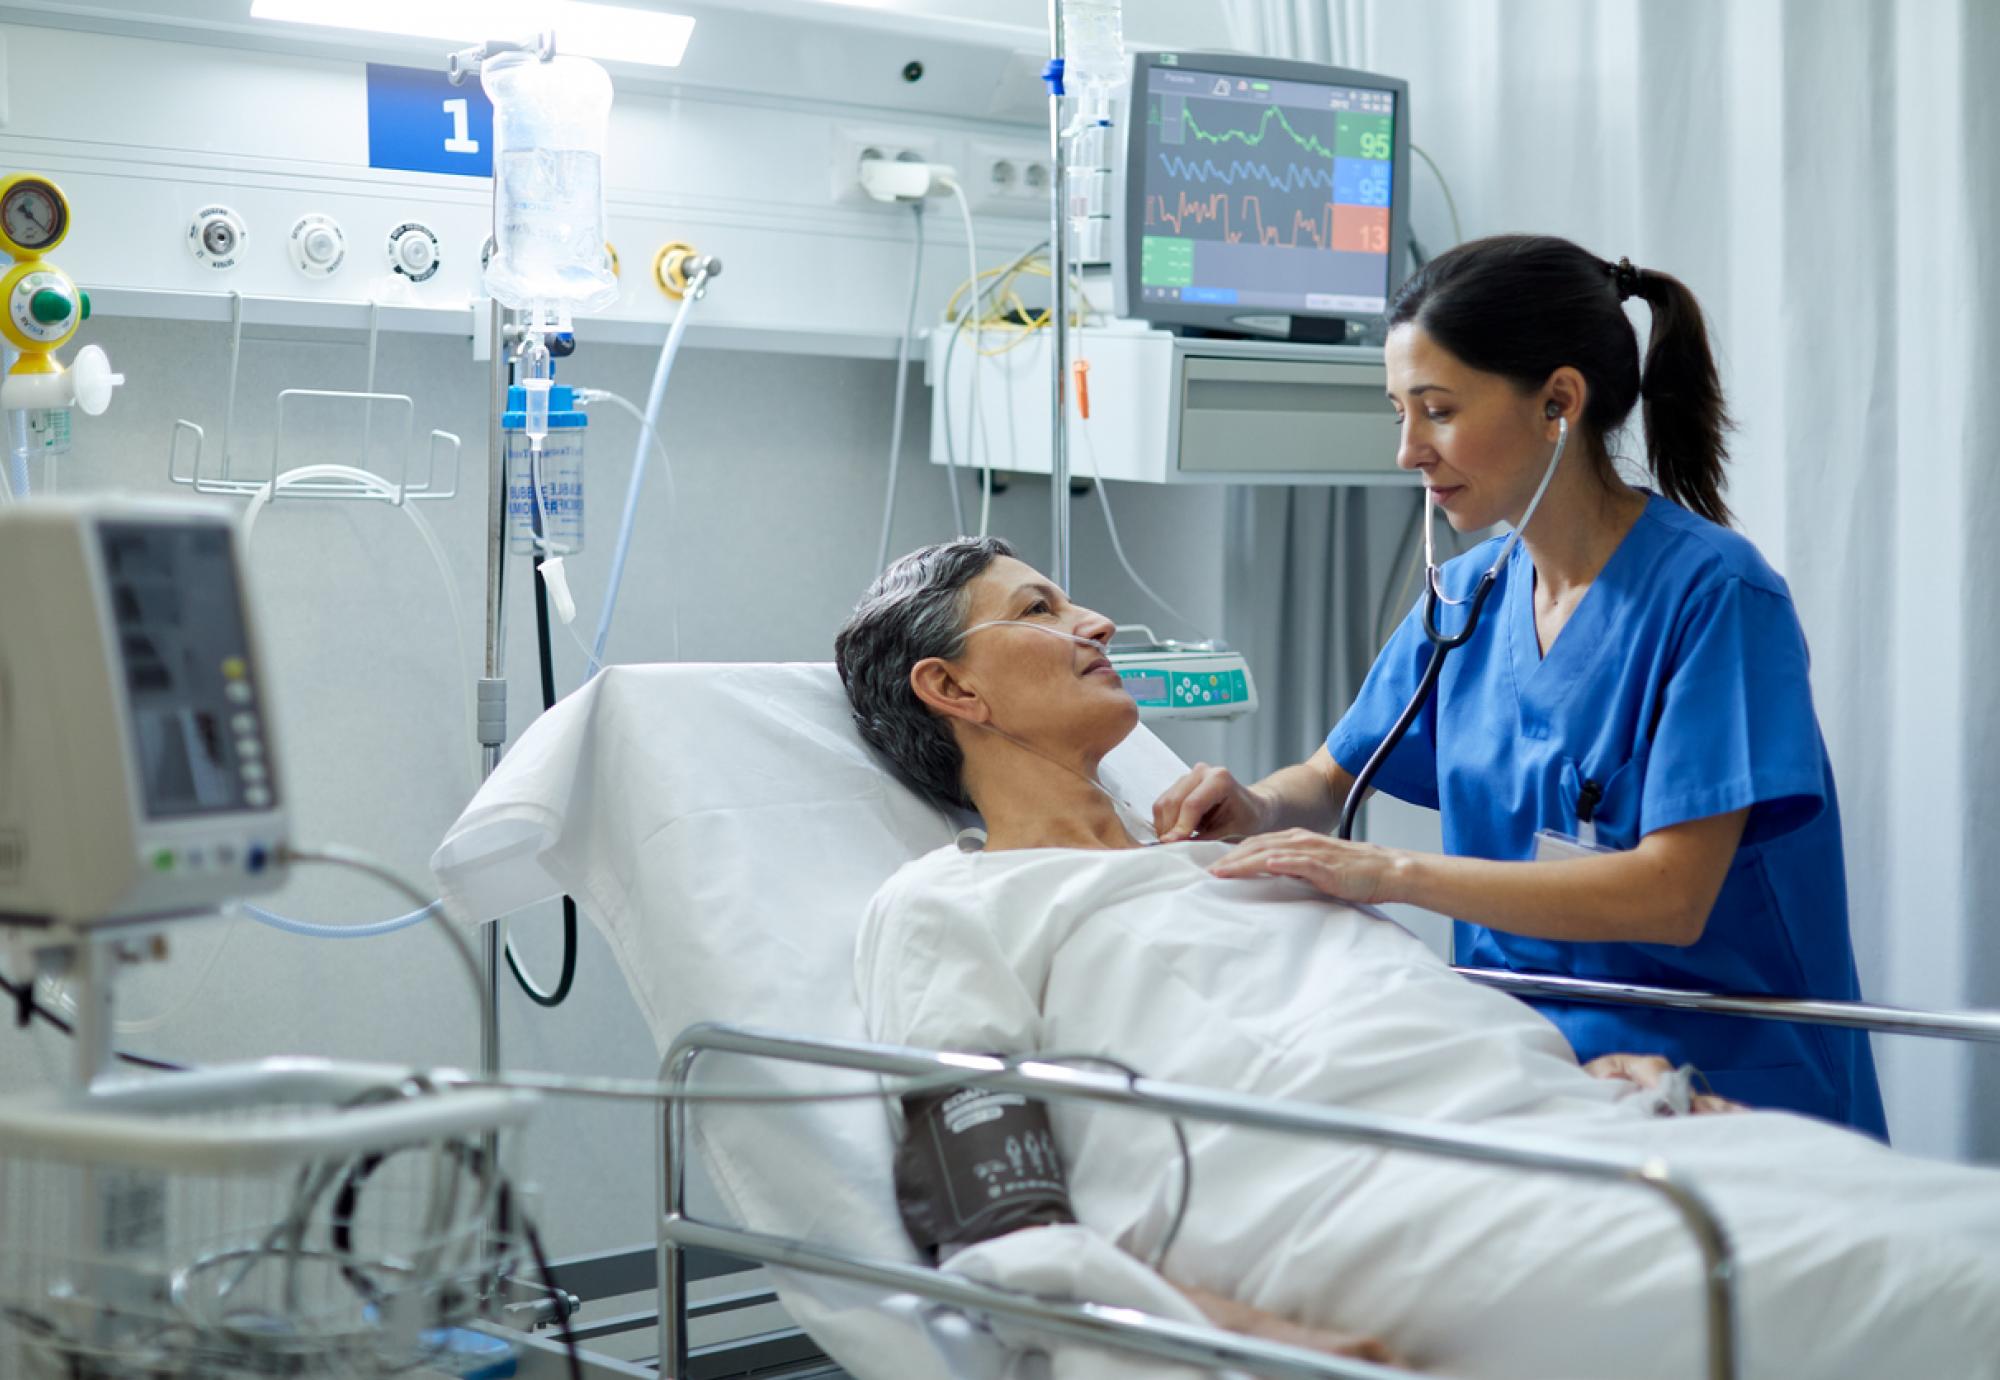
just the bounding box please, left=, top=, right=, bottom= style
left=0, top=1059, right=537, bottom=1378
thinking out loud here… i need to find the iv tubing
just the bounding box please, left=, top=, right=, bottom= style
left=591, top=278, right=703, bottom=674
left=579, top=387, right=681, bottom=669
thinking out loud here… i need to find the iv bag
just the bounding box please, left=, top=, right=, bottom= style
left=482, top=51, right=619, bottom=317
left=1062, top=0, right=1126, bottom=109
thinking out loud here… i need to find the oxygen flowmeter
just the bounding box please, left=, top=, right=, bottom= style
left=0, top=174, right=123, bottom=458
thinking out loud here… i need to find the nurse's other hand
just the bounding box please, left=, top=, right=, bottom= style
left=1206, top=829, right=1405, bottom=906
left=1583, top=1053, right=1747, bottom=1114
left=1154, top=764, right=1275, bottom=844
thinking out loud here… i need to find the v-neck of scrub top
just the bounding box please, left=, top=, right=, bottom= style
left=1505, top=496, right=1656, bottom=731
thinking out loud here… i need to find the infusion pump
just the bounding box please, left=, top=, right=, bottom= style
left=0, top=498, right=288, bottom=930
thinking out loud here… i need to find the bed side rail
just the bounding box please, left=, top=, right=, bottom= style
left=1454, top=967, right=2000, bottom=1042
left=657, top=1022, right=1740, bottom=1380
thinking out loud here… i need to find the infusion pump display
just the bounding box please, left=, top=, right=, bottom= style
left=100, top=522, right=277, bottom=819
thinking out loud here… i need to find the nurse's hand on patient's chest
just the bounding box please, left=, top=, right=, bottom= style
left=1206, top=829, right=1404, bottom=906
left=1154, top=764, right=1276, bottom=843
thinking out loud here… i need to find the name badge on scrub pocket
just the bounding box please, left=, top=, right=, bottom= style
left=1535, top=777, right=1617, bottom=861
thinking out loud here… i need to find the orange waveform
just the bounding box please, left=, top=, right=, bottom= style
left=1147, top=190, right=1333, bottom=249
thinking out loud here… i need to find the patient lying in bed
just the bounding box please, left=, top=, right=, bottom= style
left=837, top=538, right=2000, bottom=1380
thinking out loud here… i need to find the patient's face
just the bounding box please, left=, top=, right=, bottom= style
left=952, top=558, right=1137, bottom=751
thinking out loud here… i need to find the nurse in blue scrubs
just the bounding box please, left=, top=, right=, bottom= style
left=1155, top=234, right=1886, bottom=1137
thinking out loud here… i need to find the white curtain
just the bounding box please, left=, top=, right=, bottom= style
left=1228, top=0, right=2000, bottom=1160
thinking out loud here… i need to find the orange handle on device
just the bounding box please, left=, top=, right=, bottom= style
left=1072, top=358, right=1091, bottom=420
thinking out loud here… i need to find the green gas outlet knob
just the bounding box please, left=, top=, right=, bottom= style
left=29, top=287, right=72, bottom=324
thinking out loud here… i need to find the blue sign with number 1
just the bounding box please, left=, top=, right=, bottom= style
left=366, top=63, right=494, bottom=178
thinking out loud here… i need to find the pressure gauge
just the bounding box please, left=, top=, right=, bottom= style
left=0, top=177, right=69, bottom=258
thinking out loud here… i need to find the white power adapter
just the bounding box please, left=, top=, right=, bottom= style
left=859, top=157, right=958, bottom=203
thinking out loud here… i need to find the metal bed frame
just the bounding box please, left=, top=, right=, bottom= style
left=481, top=975, right=2000, bottom=1379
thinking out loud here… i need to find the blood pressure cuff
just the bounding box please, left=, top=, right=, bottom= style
left=895, top=1080, right=1076, bottom=1263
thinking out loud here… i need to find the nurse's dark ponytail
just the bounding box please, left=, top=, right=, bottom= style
left=1628, top=265, right=1733, bottom=526
left=1389, top=235, right=1734, bottom=527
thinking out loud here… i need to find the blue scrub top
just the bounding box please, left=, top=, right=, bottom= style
left=1328, top=494, right=1887, bottom=1137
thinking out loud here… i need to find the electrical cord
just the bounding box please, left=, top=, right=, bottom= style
left=1409, top=142, right=1464, bottom=248
left=938, top=241, right=1050, bottom=525
left=941, top=178, right=990, bottom=536
left=876, top=202, right=931, bottom=571
left=518, top=1196, right=583, bottom=1380
left=0, top=966, right=185, bottom=1072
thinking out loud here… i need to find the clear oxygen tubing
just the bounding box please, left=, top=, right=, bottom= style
left=954, top=617, right=1158, bottom=842
left=1336, top=418, right=1569, bottom=842
left=3, top=342, right=29, bottom=499
left=1076, top=418, right=1197, bottom=636
left=877, top=203, right=935, bottom=571
left=589, top=274, right=706, bottom=674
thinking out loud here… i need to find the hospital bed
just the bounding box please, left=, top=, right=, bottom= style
left=432, top=663, right=2000, bottom=1380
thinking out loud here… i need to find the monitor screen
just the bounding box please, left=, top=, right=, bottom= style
left=100, top=521, right=275, bottom=819
left=1131, top=59, right=1400, bottom=322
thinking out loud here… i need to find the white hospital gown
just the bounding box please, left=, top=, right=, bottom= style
left=856, top=841, right=2000, bottom=1379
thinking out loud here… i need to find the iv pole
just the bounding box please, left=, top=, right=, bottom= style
left=1046, top=0, right=1071, bottom=592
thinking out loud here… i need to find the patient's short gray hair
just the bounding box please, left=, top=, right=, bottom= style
left=835, top=537, right=1015, bottom=811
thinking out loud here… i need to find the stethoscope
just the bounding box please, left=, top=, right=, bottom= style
left=1334, top=415, right=1569, bottom=840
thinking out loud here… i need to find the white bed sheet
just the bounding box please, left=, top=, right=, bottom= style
left=862, top=840, right=2000, bottom=1379
left=430, top=662, right=1202, bottom=1378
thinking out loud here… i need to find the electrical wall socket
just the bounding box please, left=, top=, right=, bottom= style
left=960, top=137, right=1054, bottom=218
left=832, top=128, right=946, bottom=207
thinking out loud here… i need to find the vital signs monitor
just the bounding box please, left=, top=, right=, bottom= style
left=0, top=498, right=288, bottom=929
left=1115, top=50, right=1412, bottom=341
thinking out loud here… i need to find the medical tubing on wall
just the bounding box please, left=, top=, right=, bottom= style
left=589, top=289, right=701, bottom=674
left=237, top=464, right=475, bottom=941
left=877, top=204, right=933, bottom=570
left=579, top=387, right=680, bottom=671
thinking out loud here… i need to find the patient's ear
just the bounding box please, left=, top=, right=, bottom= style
left=910, top=656, right=988, bottom=724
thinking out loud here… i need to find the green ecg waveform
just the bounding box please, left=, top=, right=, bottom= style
left=1182, top=104, right=1334, bottom=160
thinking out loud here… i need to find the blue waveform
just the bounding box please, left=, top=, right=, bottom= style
left=1156, top=152, right=1334, bottom=195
